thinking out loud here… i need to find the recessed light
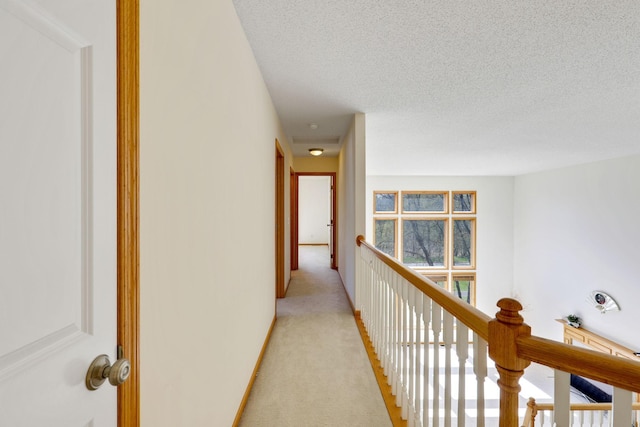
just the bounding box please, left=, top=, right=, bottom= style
left=309, top=123, right=318, bottom=130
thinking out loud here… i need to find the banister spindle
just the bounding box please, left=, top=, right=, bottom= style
left=456, top=321, right=469, bottom=427
left=414, top=289, right=423, bottom=427
left=423, top=296, right=431, bottom=427
left=473, top=336, right=488, bottom=427
left=443, top=311, right=454, bottom=427
left=432, top=302, right=442, bottom=427
left=488, top=298, right=531, bottom=427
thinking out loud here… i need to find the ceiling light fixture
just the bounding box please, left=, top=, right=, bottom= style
left=309, top=123, right=318, bottom=130
left=309, top=148, right=323, bottom=156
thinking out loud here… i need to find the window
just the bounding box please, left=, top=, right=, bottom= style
left=402, top=219, right=446, bottom=267
left=452, top=191, right=475, bottom=213
left=453, top=219, right=474, bottom=267
left=402, top=191, right=447, bottom=213
left=373, top=191, right=477, bottom=305
left=451, top=274, right=475, bottom=305
left=374, top=219, right=396, bottom=257
left=374, top=191, right=398, bottom=214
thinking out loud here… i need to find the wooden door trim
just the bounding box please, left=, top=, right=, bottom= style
left=294, top=172, right=337, bottom=269
left=117, top=0, right=140, bottom=425
left=290, top=167, right=298, bottom=270
left=275, top=140, right=285, bottom=298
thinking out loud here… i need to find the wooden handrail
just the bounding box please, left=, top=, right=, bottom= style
left=523, top=399, right=640, bottom=427
left=533, top=402, right=640, bottom=411
left=356, top=235, right=491, bottom=340
left=517, top=335, right=640, bottom=393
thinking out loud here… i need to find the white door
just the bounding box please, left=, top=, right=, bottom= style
left=0, top=0, right=117, bottom=425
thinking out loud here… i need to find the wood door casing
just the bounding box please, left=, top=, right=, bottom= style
left=290, top=167, right=298, bottom=270
left=117, top=0, right=140, bottom=424
left=275, top=141, right=285, bottom=298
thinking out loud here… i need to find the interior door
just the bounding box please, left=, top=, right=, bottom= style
left=0, top=0, right=118, bottom=425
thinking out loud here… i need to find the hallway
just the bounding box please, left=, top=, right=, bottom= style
left=238, top=245, right=392, bottom=427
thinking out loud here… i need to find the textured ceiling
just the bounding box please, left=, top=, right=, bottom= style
left=232, top=0, right=640, bottom=175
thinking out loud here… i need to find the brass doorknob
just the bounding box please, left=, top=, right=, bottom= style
left=86, top=354, right=131, bottom=391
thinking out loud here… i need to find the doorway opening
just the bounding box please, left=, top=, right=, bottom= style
left=292, top=173, right=337, bottom=270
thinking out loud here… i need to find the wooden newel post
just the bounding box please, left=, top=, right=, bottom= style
left=489, top=298, right=532, bottom=427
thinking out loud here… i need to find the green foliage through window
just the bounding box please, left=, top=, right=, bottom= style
left=402, top=220, right=445, bottom=267
left=402, top=193, right=445, bottom=212
left=453, top=220, right=473, bottom=266
left=373, top=190, right=477, bottom=305
left=374, top=219, right=396, bottom=257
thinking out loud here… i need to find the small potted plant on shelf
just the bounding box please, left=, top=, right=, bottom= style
left=566, top=314, right=582, bottom=328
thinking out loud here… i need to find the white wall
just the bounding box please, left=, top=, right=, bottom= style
left=365, top=176, right=515, bottom=315
left=338, top=114, right=366, bottom=304
left=140, top=0, right=291, bottom=425
left=299, top=176, right=331, bottom=244
left=513, top=155, right=640, bottom=348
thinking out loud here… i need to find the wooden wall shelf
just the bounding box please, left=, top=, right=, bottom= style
left=558, top=319, right=640, bottom=361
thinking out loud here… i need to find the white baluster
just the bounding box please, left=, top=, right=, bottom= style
left=355, top=245, right=360, bottom=312
left=399, top=279, right=407, bottom=416
left=473, top=335, right=487, bottom=427
left=390, top=274, right=398, bottom=396
left=540, top=409, right=547, bottom=426
left=370, top=258, right=377, bottom=353
left=612, top=387, right=632, bottom=427
left=376, top=259, right=383, bottom=354
left=402, top=279, right=410, bottom=420
left=408, top=286, right=416, bottom=427
left=415, top=290, right=423, bottom=427
left=423, top=296, right=432, bottom=427
left=456, top=321, right=469, bottom=427
left=379, top=264, right=385, bottom=357
left=362, top=253, right=370, bottom=327
left=432, top=303, right=442, bottom=427
left=554, top=370, right=570, bottom=427
left=443, top=311, right=454, bottom=427
left=380, top=265, right=387, bottom=376
left=375, top=260, right=382, bottom=369
left=395, top=276, right=402, bottom=407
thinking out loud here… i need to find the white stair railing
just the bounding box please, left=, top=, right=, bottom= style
left=356, top=236, right=640, bottom=427
left=357, top=237, right=492, bottom=426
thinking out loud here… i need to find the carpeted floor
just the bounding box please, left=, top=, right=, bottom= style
left=238, top=245, right=392, bottom=427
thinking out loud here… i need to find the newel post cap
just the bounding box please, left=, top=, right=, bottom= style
left=488, top=298, right=531, bottom=372
left=495, top=298, right=524, bottom=325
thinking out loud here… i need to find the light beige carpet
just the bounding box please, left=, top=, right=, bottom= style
left=238, top=245, right=392, bottom=427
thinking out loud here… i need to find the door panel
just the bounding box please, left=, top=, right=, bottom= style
left=0, top=0, right=116, bottom=425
